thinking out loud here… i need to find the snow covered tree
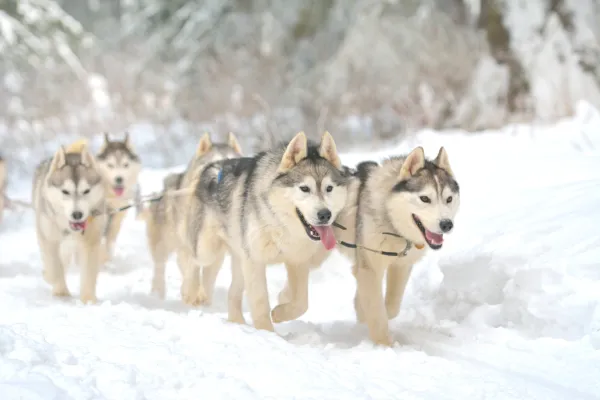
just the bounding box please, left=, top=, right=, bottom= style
left=0, top=0, right=93, bottom=125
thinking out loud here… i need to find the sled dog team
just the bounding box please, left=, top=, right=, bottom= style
left=29, top=130, right=460, bottom=346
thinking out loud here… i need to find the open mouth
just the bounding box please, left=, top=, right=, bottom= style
left=113, top=185, right=125, bottom=196
left=295, top=208, right=337, bottom=251
left=412, top=214, right=443, bottom=250
left=69, top=220, right=87, bottom=232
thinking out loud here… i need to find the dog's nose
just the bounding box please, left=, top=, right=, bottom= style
left=439, top=219, right=453, bottom=233
left=115, top=176, right=123, bottom=185
left=71, top=211, right=84, bottom=221
left=317, top=209, right=332, bottom=224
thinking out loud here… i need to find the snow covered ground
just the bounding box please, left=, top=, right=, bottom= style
left=1, top=103, right=600, bottom=399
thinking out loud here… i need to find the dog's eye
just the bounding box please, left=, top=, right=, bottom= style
left=62, top=190, right=70, bottom=195
left=299, top=185, right=310, bottom=193
left=419, top=196, right=431, bottom=203
left=82, top=189, right=90, bottom=195
left=123, top=163, right=129, bottom=168
left=108, top=164, right=114, bottom=169
left=446, top=196, right=453, bottom=204
left=326, top=185, right=334, bottom=193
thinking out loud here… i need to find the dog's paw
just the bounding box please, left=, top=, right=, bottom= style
left=150, top=280, right=166, bottom=299
left=52, top=285, right=71, bottom=298
left=276, top=285, right=292, bottom=305
left=369, top=331, right=393, bottom=347
left=227, top=314, right=247, bottom=325
left=182, top=292, right=202, bottom=307
left=79, top=293, right=97, bottom=304
left=270, top=305, right=286, bottom=323
left=196, top=288, right=210, bottom=306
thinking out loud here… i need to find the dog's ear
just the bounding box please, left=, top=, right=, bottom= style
left=196, top=132, right=212, bottom=156
left=433, top=146, right=454, bottom=177
left=80, top=146, right=97, bottom=168
left=228, top=132, right=243, bottom=155
left=318, top=131, right=342, bottom=170
left=123, top=132, right=134, bottom=151
left=278, top=131, right=307, bottom=173
left=99, top=132, right=110, bottom=153
left=49, top=146, right=67, bottom=172
left=399, top=146, right=425, bottom=179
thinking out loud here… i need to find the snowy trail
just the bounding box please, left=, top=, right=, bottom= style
left=1, top=111, right=600, bottom=399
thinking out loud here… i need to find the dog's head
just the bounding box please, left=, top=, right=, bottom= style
left=388, top=146, right=460, bottom=250
left=96, top=132, right=142, bottom=198
left=46, top=141, right=105, bottom=232
left=270, top=131, right=349, bottom=250
left=186, top=132, right=244, bottom=179
left=193, top=132, right=243, bottom=163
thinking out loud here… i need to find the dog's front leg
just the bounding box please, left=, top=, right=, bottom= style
left=385, top=263, right=413, bottom=320
left=242, top=259, right=274, bottom=332
left=38, top=233, right=70, bottom=297
left=271, top=263, right=309, bottom=323
left=101, top=210, right=126, bottom=263
left=79, top=239, right=101, bottom=304
left=355, top=255, right=391, bottom=346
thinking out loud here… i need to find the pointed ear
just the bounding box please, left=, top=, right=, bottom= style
left=278, top=131, right=307, bottom=173
left=228, top=132, right=243, bottom=155
left=399, top=146, right=425, bottom=180
left=49, top=146, right=67, bottom=172
left=123, top=131, right=135, bottom=151
left=433, top=146, right=453, bottom=176
left=318, top=131, right=341, bottom=170
left=80, top=147, right=96, bottom=168
left=196, top=132, right=212, bottom=156
left=98, top=133, right=109, bottom=153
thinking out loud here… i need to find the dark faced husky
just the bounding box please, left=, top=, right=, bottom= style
left=331, top=146, right=461, bottom=346
left=32, top=139, right=108, bottom=303
left=95, top=133, right=142, bottom=263
left=177, top=131, right=349, bottom=332
left=137, top=132, right=243, bottom=299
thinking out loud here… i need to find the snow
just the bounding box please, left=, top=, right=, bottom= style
left=1, top=103, right=600, bottom=399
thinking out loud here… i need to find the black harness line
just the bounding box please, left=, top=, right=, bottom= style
left=332, top=221, right=417, bottom=258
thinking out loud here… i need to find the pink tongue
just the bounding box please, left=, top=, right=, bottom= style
left=114, top=187, right=124, bottom=196
left=313, top=225, right=336, bottom=250
left=71, top=221, right=87, bottom=230
left=425, top=229, right=444, bottom=245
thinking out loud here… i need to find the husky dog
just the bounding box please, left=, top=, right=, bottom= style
left=32, top=139, right=108, bottom=303
left=138, top=132, right=243, bottom=299
left=95, top=133, right=142, bottom=263
left=330, top=146, right=460, bottom=346
left=178, top=131, right=349, bottom=332
left=0, top=155, right=5, bottom=224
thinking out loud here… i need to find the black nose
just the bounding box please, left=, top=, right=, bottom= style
left=439, top=219, right=453, bottom=233
left=71, top=211, right=83, bottom=221
left=317, top=209, right=332, bottom=224
left=115, top=176, right=123, bottom=185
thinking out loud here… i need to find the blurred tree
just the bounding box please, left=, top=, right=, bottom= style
left=0, top=0, right=92, bottom=76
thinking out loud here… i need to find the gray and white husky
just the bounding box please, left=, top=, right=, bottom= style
left=32, top=139, right=107, bottom=303
left=176, top=131, right=350, bottom=333
left=95, top=132, right=142, bottom=263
